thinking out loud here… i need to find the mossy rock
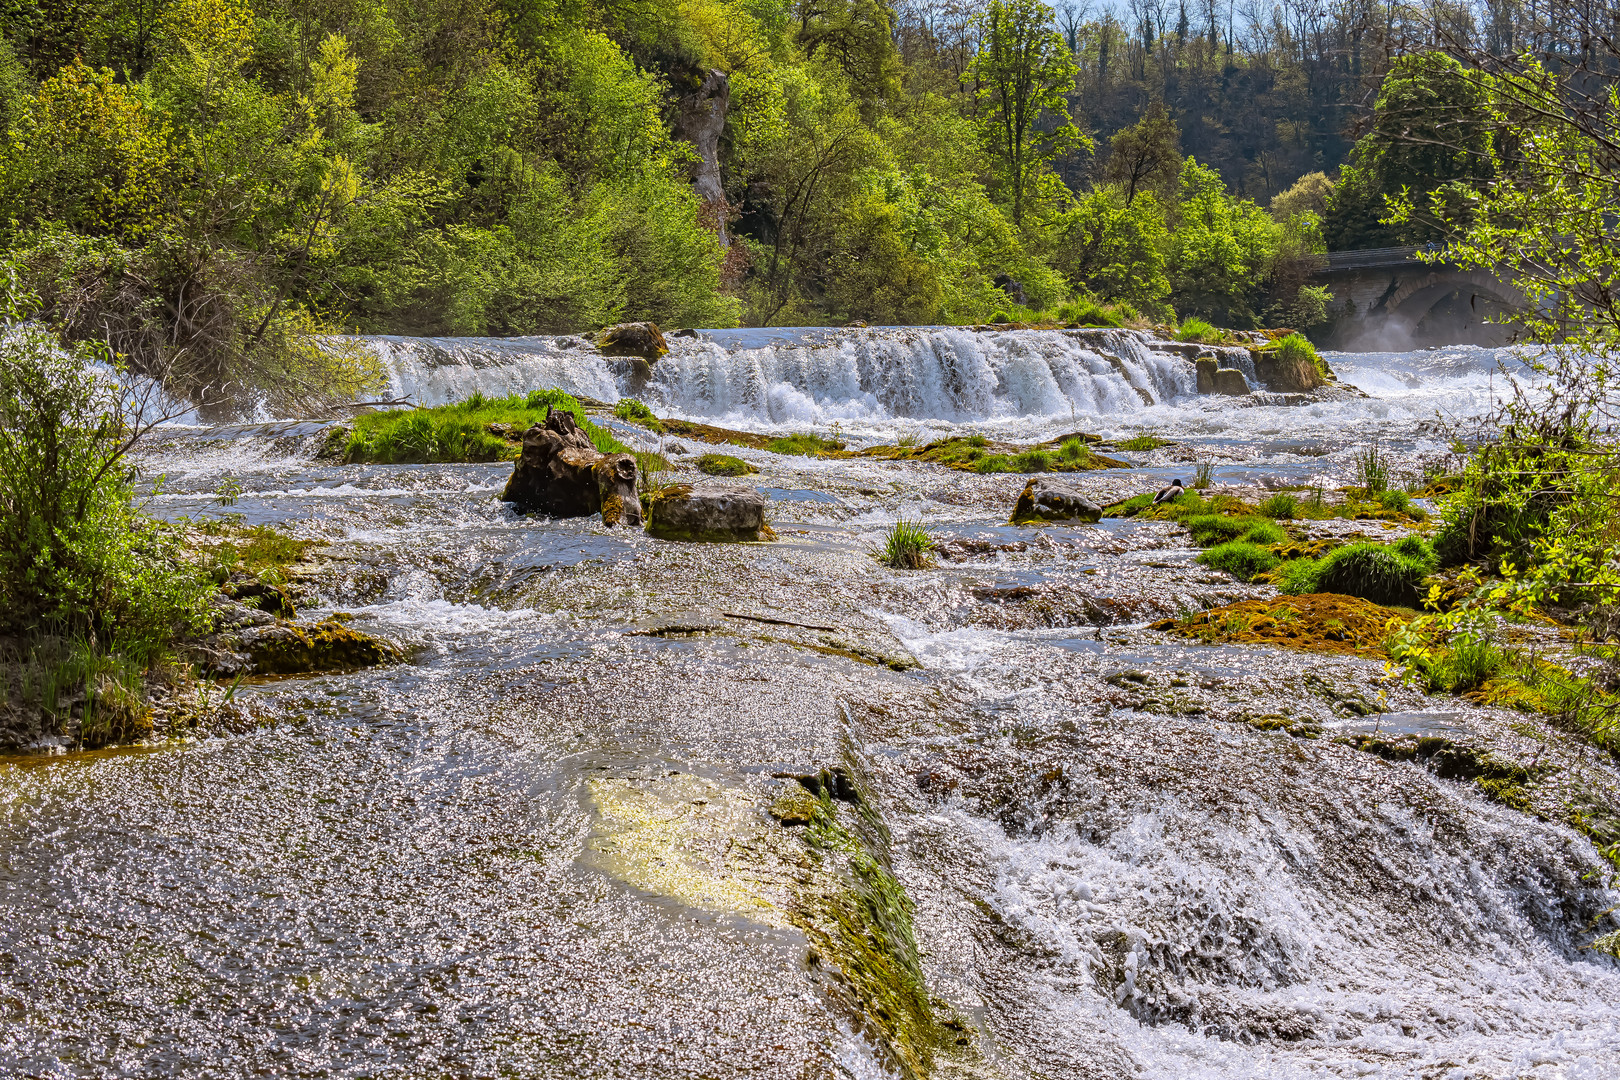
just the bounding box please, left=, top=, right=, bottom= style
left=1152, top=593, right=1407, bottom=657
left=244, top=620, right=403, bottom=674
left=696, top=453, right=757, bottom=477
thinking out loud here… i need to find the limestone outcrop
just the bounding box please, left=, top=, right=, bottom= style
left=1010, top=478, right=1103, bottom=524
left=646, top=481, right=770, bottom=541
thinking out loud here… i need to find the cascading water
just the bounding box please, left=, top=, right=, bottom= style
left=367, top=326, right=1205, bottom=425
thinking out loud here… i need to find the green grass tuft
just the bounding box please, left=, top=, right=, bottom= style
left=1258, top=492, right=1298, bottom=518
left=1198, top=541, right=1279, bottom=581
left=1115, top=434, right=1170, bottom=452
left=765, top=432, right=847, bottom=457
left=347, top=389, right=630, bottom=464
left=1184, top=514, right=1283, bottom=547
left=1298, top=539, right=1437, bottom=606
left=613, top=397, right=663, bottom=432
left=873, top=519, right=936, bottom=569
left=1176, top=318, right=1223, bottom=344
left=1274, top=332, right=1328, bottom=377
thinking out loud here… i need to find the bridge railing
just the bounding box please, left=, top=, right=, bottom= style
left=1321, top=245, right=1448, bottom=272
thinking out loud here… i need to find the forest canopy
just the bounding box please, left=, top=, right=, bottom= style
left=0, top=0, right=1506, bottom=413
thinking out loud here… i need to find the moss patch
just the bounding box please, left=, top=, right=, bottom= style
left=1153, top=594, right=1407, bottom=657
left=863, top=434, right=1128, bottom=473
left=245, top=621, right=403, bottom=674
left=696, top=453, right=757, bottom=477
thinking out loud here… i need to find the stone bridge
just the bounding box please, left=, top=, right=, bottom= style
left=1312, top=246, right=1521, bottom=348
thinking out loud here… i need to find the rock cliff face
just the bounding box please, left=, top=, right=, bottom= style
left=671, top=66, right=730, bottom=246
left=500, top=408, right=641, bottom=526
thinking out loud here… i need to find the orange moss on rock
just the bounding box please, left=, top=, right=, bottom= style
left=1151, top=593, right=1407, bottom=657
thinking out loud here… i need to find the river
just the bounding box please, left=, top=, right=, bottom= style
left=1, top=327, right=1616, bottom=1079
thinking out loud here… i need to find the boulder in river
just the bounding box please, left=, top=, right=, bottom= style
left=1195, top=356, right=1219, bottom=394
left=1213, top=368, right=1250, bottom=395
left=242, top=620, right=403, bottom=675
left=1010, top=478, right=1103, bottom=524
left=1251, top=344, right=1330, bottom=393
left=645, top=481, right=770, bottom=541
left=501, top=408, right=642, bottom=526
left=596, top=322, right=669, bottom=361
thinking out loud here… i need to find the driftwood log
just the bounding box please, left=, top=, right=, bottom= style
left=500, top=408, right=641, bottom=526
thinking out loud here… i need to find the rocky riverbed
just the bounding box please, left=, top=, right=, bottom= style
left=2, top=331, right=1618, bottom=1078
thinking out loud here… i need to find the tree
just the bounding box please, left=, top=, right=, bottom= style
left=964, top=0, right=1083, bottom=227
left=1101, top=100, right=1180, bottom=206
left=1050, top=185, right=1169, bottom=312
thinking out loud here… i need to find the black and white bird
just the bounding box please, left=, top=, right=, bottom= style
left=1152, top=478, right=1186, bottom=505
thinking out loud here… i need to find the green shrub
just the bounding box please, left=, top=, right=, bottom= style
left=873, top=519, right=935, bottom=569
left=1057, top=299, right=1123, bottom=327
left=990, top=310, right=1011, bottom=324
left=1198, top=541, right=1279, bottom=581
left=1259, top=493, right=1298, bottom=518
left=1274, top=332, right=1327, bottom=377
left=697, top=453, right=755, bottom=476
left=0, top=277, right=208, bottom=652
left=1176, top=318, right=1222, bottom=343
left=614, top=397, right=663, bottom=431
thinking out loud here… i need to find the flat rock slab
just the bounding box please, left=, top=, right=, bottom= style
left=1011, top=478, right=1103, bottom=524
left=646, top=482, right=770, bottom=542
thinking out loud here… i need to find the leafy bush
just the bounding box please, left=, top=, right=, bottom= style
left=1198, top=541, right=1279, bottom=581
left=1175, top=317, right=1222, bottom=343
left=613, top=398, right=663, bottom=431
left=0, top=275, right=207, bottom=651
left=1056, top=298, right=1123, bottom=327
left=873, top=519, right=935, bottom=569
left=697, top=453, right=755, bottom=476
left=1259, top=493, right=1298, bottom=518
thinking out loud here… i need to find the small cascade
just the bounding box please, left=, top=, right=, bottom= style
left=361, top=326, right=1200, bottom=425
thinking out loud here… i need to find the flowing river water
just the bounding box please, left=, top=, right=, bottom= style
left=3, top=327, right=1619, bottom=1078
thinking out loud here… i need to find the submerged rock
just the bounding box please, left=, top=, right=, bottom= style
left=1010, top=478, right=1103, bottom=524
left=596, top=321, right=669, bottom=361
left=501, top=407, right=642, bottom=526
left=645, top=481, right=770, bottom=541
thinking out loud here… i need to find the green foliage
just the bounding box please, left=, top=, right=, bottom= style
left=965, top=0, right=1084, bottom=227
left=1197, top=541, right=1278, bottom=582
left=0, top=269, right=208, bottom=651
left=1184, top=514, right=1281, bottom=547
left=1050, top=189, right=1170, bottom=314
left=1114, top=434, right=1169, bottom=452
left=1274, top=333, right=1327, bottom=377
left=873, top=519, right=935, bottom=569
left=1056, top=437, right=1093, bottom=464
left=1297, top=539, right=1437, bottom=606
left=614, top=397, right=663, bottom=431
left=697, top=453, right=756, bottom=476
left=1175, top=317, right=1221, bottom=343
left=346, top=390, right=630, bottom=464
left=1167, top=159, right=1281, bottom=328
left=1271, top=558, right=1322, bottom=594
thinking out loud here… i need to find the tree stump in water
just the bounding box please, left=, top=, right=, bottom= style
left=501, top=408, right=642, bottom=526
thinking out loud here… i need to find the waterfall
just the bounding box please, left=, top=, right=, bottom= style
left=359, top=326, right=1211, bottom=425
